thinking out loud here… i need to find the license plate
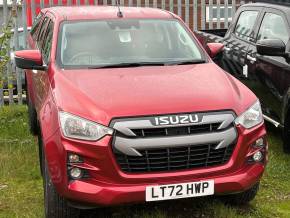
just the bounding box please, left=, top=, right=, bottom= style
left=145, top=180, right=214, bottom=202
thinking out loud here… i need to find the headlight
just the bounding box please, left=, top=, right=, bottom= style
left=235, top=100, right=263, bottom=129
left=59, top=112, right=113, bottom=141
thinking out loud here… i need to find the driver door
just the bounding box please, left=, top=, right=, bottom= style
left=245, top=9, right=290, bottom=122
left=32, top=15, right=54, bottom=112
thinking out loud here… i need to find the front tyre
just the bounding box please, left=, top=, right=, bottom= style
left=27, top=98, right=38, bottom=135
left=222, top=183, right=260, bottom=205
left=44, top=155, right=80, bottom=218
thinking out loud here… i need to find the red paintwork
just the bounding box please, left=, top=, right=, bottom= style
left=24, top=6, right=267, bottom=206
left=207, top=43, right=225, bottom=58
left=15, top=50, right=43, bottom=65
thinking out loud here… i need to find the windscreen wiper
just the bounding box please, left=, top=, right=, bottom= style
left=87, top=62, right=166, bottom=69
left=167, top=60, right=206, bottom=65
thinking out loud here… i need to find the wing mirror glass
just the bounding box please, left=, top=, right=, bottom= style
left=14, top=50, right=46, bottom=70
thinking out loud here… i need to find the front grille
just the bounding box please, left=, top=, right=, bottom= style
left=132, top=123, right=221, bottom=138
left=114, top=143, right=235, bottom=173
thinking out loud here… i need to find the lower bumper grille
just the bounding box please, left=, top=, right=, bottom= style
left=114, top=143, right=235, bottom=173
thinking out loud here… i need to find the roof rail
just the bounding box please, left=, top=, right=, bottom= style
left=253, top=0, right=290, bottom=6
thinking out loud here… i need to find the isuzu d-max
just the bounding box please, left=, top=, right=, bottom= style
left=15, top=6, right=267, bottom=218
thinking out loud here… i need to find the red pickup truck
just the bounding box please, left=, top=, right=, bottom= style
left=15, top=6, right=267, bottom=218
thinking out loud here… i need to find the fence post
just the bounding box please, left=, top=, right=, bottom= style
left=13, top=0, right=23, bottom=105
left=6, top=0, right=14, bottom=105
left=217, top=0, right=221, bottom=29
left=5, top=0, right=14, bottom=105
left=153, top=0, right=157, bottom=8
left=185, top=0, right=189, bottom=26
left=22, top=0, right=28, bottom=48
left=169, top=0, right=173, bottom=12
left=161, top=0, right=165, bottom=10
left=201, top=0, right=206, bottom=30
left=208, top=0, right=213, bottom=29
left=0, top=0, right=9, bottom=106
left=145, top=0, right=149, bottom=7
left=193, top=0, right=197, bottom=31
left=232, top=0, right=236, bottom=18
left=224, top=0, right=229, bottom=28
left=177, top=0, right=181, bottom=17
left=3, top=0, right=8, bottom=25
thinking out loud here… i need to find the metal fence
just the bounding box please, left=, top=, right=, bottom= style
left=0, top=0, right=241, bottom=106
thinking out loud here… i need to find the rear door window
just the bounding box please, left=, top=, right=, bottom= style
left=234, top=10, right=259, bottom=40
left=257, top=13, right=289, bottom=44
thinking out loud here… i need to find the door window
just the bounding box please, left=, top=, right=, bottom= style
left=37, top=17, right=50, bottom=48
left=257, top=13, right=289, bottom=44
left=42, top=21, right=54, bottom=63
left=234, top=10, right=259, bottom=40
left=30, top=13, right=44, bottom=40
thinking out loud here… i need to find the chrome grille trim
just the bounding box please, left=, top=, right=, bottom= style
left=112, top=113, right=235, bottom=137
left=114, top=127, right=237, bottom=156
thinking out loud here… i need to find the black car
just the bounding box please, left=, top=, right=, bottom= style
left=195, top=0, right=290, bottom=153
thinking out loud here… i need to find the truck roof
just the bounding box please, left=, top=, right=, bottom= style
left=242, top=2, right=290, bottom=22
left=42, top=6, right=174, bottom=21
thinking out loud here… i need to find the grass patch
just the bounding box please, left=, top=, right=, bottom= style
left=0, top=106, right=290, bottom=218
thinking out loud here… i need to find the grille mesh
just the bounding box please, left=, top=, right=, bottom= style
left=114, top=143, right=235, bottom=173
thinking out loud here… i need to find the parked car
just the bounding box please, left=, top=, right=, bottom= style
left=14, top=6, right=267, bottom=218
left=195, top=0, right=290, bottom=153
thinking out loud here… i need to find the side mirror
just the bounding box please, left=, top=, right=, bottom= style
left=14, top=50, right=46, bottom=70
left=257, top=39, right=286, bottom=57
left=207, top=43, right=224, bottom=58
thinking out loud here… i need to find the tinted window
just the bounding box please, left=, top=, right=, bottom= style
left=37, top=17, right=50, bottom=48
left=31, top=13, right=43, bottom=40
left=258, top=13, right=289, bottom=44
left=42, top=21, right=54, bottom=63
left=234, top=11, right=259, bottom=40
left=57, top=19, right=204, bottom=68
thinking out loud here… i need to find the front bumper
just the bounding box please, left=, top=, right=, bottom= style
left=44, top=122, right=267, bottom=206
left=66, top=163, right=264, bottom=206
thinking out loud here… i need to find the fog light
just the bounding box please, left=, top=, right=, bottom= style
left=70, top=167, right=82, bottom=179
left=253, top=151, right=263, bottom=162
left=68, top=154, right=81, bottom=163
left=255, top=138, right=264, bottom=147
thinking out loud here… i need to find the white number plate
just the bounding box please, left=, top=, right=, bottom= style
left=146, top=180, right=214, bottom=202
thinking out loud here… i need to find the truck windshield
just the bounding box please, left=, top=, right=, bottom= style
left=57, top=19, right=205, bottom=68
